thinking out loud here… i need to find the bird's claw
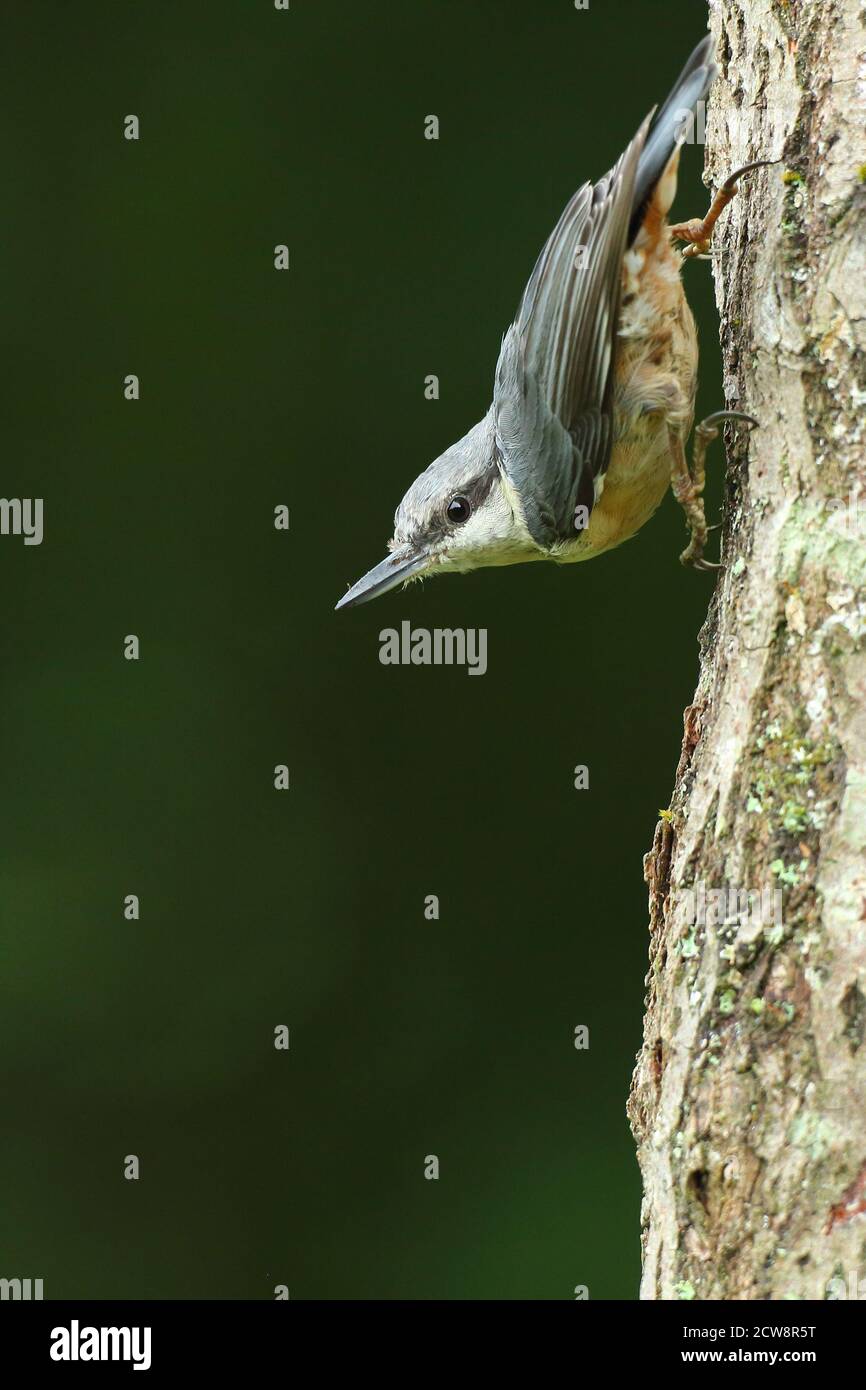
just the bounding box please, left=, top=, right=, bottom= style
left=670, top=411, right=759, bottom=573
left=697, top=410, right=760, bottom=435
left=671, top=159, right=780, bottom=258
left=683, top=554, right=723, bottom=573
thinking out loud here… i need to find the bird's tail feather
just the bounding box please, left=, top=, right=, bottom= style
left=627, top=34, right=717, bottom=244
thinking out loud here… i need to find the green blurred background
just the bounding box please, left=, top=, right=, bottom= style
left=1, top=0, right=719, bottom=1298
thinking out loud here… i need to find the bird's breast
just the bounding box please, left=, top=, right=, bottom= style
left=554, top=417, right=674, bottom=562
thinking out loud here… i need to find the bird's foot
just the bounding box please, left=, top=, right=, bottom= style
left=669, top=411, right=758, bottom=571
left=669, top=160, right=779, bottom=259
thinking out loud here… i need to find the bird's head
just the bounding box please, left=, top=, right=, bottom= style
left=335, top=414, right=539, bottom=610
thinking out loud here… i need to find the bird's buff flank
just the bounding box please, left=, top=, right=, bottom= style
left=336, top=34, right=770, bottom=611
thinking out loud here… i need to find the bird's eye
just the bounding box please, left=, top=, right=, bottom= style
left=447, top=495, right=471, bottom=525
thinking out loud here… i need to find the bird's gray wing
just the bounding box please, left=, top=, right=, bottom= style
left=493, top=114, right=651, bottom=549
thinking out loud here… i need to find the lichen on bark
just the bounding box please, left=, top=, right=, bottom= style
left=628, top=0, right=866, bottom=1300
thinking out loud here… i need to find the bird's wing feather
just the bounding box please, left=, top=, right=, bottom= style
left=493, top=114, right=651, bottom=548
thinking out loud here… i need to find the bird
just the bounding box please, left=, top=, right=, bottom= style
left=335, top=34, right=767, bottom=612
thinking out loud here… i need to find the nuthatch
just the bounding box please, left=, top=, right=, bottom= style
left=336, top=34, right=767, bottom=611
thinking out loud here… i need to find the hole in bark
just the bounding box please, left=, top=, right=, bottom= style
left=687, top=1169, right=709, bottom=1211
left=652, top=1038, right=664, bottom=1087
left=719, top=28, right=732, bottom=77
left=841, top=983, right=865, bottom=1054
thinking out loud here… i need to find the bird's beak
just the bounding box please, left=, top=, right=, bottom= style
left=335, top=545, right=430, bottom=611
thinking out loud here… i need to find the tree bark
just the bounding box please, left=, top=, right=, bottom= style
left=628, top=0, right=866, bottom=1300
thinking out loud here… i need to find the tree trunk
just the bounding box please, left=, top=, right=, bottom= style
left=628, top=0, right=866, bottom=1301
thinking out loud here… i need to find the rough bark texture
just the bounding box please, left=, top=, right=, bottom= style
left=628, top=0, right=866, bottom=1300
